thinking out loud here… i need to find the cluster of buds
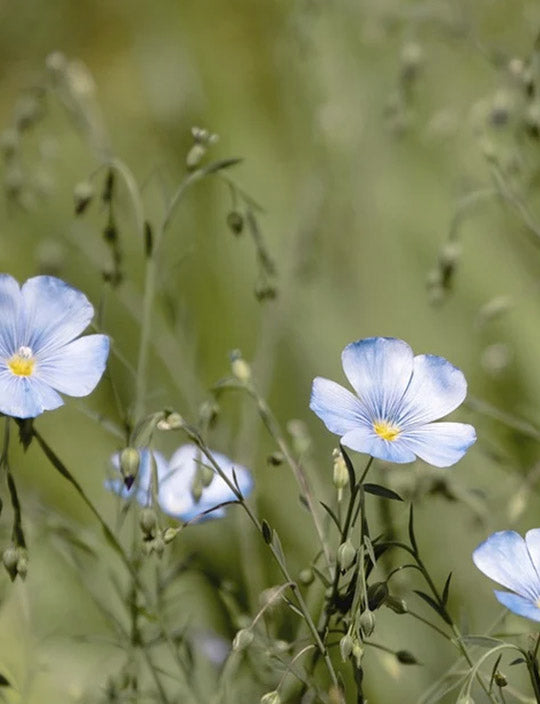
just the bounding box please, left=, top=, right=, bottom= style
left=186, top=126, right=219, bottom=170
left=2, top=545, right=28, bottom=581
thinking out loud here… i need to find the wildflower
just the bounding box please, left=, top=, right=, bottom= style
left=0, top=274, right=109, bottom=418
left=473, top=529, right=540, bottom=622
left=310, top=337, right=475, bottom=467
left=107, top=444, right=253, bottom=522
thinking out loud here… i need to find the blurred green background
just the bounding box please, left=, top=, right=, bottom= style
left=1, top=0, right=540, bottom=701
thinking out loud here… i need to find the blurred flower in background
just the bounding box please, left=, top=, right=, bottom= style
left=310, top=337, right=476, bottom=467
left=107, top=444, right=253, bottom=521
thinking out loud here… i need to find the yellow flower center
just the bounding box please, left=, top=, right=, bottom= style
left=8, top=346, right=36, bottom=377
left=373, top=420, right=401, bottom=441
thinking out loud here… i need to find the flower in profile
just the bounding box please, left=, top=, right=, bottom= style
left=473, top=530, right=540, bottom=622
left=107, top=444, right=253, bottom=522
left=310, top=337, right=476, bottom=467
left=0, top=274, right=109, bottom=418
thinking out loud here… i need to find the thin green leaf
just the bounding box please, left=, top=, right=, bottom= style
left=320, top=501, right=341, bottom=531
left=363, top=483, right=403, bottom=501
left=408, top=504, right=418, bottom=554
left=441, top=572, right=452, bottom=607
left=460, top=635, right=505, bottom=648
left=201, top=157, right=243, bottom=175
left=413, top=590, right=452, bottom=625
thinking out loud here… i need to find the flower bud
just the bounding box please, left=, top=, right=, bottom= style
left=200, top=463, right=215, bottom=487
left=139, top=508, right=157, bottom=538
left=232, top=628, right=254, bottom=651
left=260, top=692, right=281, bottom=704
left=359, top=609, right=375, bottom=637
left=494, top=672, right=507, bottom=687
left=190, top=472, right=203, bottom=503
left=332, top=450, right=349, bottom=500
left=385, top=596, right=408, bottom=614
left=186, top=143, right=206, bottom=170
left=337, top=540, right=356, bottom=570
left=396, top=650, right=419, bottom=665
left=156, top=411, right=184, bottom=431
left=352, top=641, right=364, bottom=667
left=226, top=211, right=244, bottom=235
left=231, top=354, right=251, bottom=383
left=152, top=536, right=165, bottom=558
left=120, top=447, right=140, bottom=489
left=456, top=696, right=475, bottom=704
left=299, top=568, right=314, bottom=586
left=339, top=633, right=353, bottom=661
left=163, top=527, right=180, bottom=543
left=367, top=581, right=389, bottom=610
left=16, top=552, right=28, bottom=580
left=2, top=546, right=19, bottom=581
left=73, top=181, right=94, bottom=215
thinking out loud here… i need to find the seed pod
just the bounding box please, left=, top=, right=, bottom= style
left=339, top=633, right=353, bottom=661
left=337, top=540, right=356, bottom=570
left=359, top=609, right=375, bottom=637
left=2, top=546, right=19, bottom=581
left=120, top=447, right=140, bottom=489
left=232, top=628, right=254, bottom=651
left=139, top=508, right=157, bottom=538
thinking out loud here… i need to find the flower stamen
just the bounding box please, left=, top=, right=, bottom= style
left=373, top=420, right=401, bottom=441
left=8, top=346, right=36, bottom=377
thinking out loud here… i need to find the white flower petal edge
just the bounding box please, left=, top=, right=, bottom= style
left=0, top=275, right=22, bottom=359
left=310, top=377, right=369, bottom=435
left=21, top=276, right=96, bottom=355
left=0, top=372, right=64, bottom=418
left=37, top=334, right=110, bottom=396
left=341, top=338, right=414, bottom=420
left=494, top=591, right=540, bottom=622
left=526, top=529, right=540, bottom=576
left=397, top=354, right=468, bottom=428
left=472, top=531, right=540, bottom=601
left=400, top=422, right=477, bottom=468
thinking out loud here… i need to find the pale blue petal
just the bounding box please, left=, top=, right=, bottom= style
left=0, top=372, right=63, bottom=418
left=160, top=445, right=252, bottom=521
left=310, top=377, right=369, bottom=435
left=494, top=591, right=540, bottom=622
left=341, top=338, right=414, bottom=420
left=21, top=276, right=95, bottom=355
left=341, top=426, right=416, bottom=463
left=399, top=422, right=476, bottom=468
left=525, top=529, right=540, bottom=579
left=36, top=335, right=109, bottom=396
left=473, top=531, right=540, bottom=601
left=0, top=275, right=22, bottom=357
left=397, top=354, right=467, bottom=428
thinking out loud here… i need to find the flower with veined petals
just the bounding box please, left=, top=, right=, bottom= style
left=0, top=274, right=109, bottom=418
left=310, top=337, right=476, bottom=467
left=107, top=444, right=253, bottom=522
left=473, top=530, right=540, bottom=622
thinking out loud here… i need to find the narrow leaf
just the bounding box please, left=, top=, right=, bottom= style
left=363, top=483, right=403, bottom=501
left=413, top=590, right=452, bottom=624
left=441, top=572, right=452, bottom=606
left=460, top=635, right=505, bottom=648
left=408, top=504, right=418, bottom=554
left=320, top=501, right=341, bottom=531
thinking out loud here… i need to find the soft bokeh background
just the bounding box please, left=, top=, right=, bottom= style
left=1, top=0, right=540, bottom=701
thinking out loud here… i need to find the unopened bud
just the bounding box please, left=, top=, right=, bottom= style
left=232, top=628, right=254, bottom=651
left=352, top=641, right=364, bottom=667
left=337, top=540, right=356, bottom=570
left=157, top=412, right=184, bottom=431
left=199, top=400, right=219, bottom=428
left=299, top=568, right=314, bottom=585
left=163, top=527, right=180, bottom=543
left=359, top=609, right=375, bottom=637
left=260, top=691, right=281, bottom=704
left=46, top=51, right=67, bottom=75
left=200, top=463, right=215, bottom=487
left=120, top=447, right=140, bottom=489
left=139, top=508, right=157, bottom=538
left=332, top=450, right=349, bottom=500
left=339, top=633, right=354, bottom=661
left=267, top=451, right=284, bottom=466
left=16, top=552, right=28, bottom=580
left=2, top=546, right=19, bottom=581
left=439, top=241, right=461, bottom=269
left=367, top=581, right=389, bottom=610
left=186, top=143, right=206, bottom=170
left=385, top=596, right=408, bottom=614
left=396, top=650, right=419, bottom=665
left=227, top=211, right=244, bottom=235
left=190, top=473, right=203, bottom=503
left=231, top=353, right=251, bottom=383
left=494, top=672, right=507, bottom=687
left=73, top=181, right=94, bottom=215
left=152, top=536, right=165, bottom=558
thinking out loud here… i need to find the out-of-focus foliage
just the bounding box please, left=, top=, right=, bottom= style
left=1, top=0, right=540, bottom=702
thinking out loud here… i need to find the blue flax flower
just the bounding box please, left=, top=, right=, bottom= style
left=473, top=530, right=540, bottom=622
left=0, top=274, right=109, bottom=418
left=310, top=337, right=476, bottom=467
left=107, top=444, right=253, bottom=522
